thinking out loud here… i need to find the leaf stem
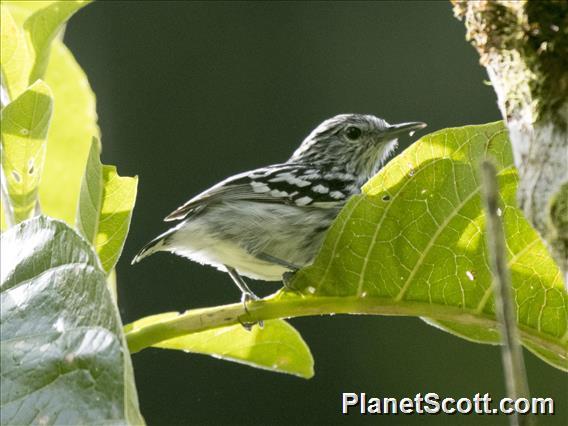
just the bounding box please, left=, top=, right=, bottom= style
left=481, top=160, right=531, bottom=426
left=124, top=294, right=564, bottom=362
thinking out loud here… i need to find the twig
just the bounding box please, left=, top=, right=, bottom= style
left=123, top=293, right=563, bottom=362
left=481, top=160, right=531, bottom=426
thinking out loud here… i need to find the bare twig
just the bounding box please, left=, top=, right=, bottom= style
left=481, top=160, right=531, bottom=426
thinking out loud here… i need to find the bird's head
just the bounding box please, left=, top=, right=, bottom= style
left=289, top=114, right=426, bottom=180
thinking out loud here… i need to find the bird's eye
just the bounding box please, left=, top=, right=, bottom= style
left=345, top=126, right=361, bottom=140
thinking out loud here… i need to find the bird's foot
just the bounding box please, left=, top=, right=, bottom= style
left=240, top=291, right=264, bottom=330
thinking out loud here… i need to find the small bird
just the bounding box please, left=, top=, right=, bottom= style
left=133, top=114, right=426, bottom=305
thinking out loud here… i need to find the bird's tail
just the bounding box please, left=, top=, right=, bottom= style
left=131, top=227, right=176, bottom=265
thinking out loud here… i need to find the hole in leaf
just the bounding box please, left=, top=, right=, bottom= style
left=11, top=170, right=21, bottom=182
left=382, top=194, right=391, bottom=202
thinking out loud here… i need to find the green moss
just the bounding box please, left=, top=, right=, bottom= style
left=453, top=1, right=568, bottom=127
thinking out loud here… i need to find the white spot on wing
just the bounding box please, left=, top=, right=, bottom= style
left=270, top=189, right=289, bottom=197
left=295, top=196, right=312, bottom=206
left=250, top=181, right=270, bottom=193
left=311, top=184, right=329, bottom=194
left=269, top=173, right=311, bottom=187
left=329, top=191, right=345, bottom=199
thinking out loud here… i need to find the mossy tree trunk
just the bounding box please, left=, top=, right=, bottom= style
left=452, top=1, right=568, bottom=287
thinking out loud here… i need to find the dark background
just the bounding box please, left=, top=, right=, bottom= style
left=65, top=2, right=566, bottom=425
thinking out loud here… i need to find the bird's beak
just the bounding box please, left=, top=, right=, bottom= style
left=383, top=121, right=427, bottom=138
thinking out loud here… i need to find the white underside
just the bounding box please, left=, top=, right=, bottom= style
left=170, top=234, right=288, bottom=281
left=161, top=201, right=337, bottom=281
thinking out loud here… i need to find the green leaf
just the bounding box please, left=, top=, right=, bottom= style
left=97, top=166, right=138, bottom=273
left=126, top=314, right=314, bottom=379
left=23, top=0, right=91, bottom=83
left=1, top=1, right=99, bottom=229
left=0, top=216, right=144, bottom=425
left=291, top=121, right=567, bottom=371
left=76, top=137, right=103, bottom=241
left=1, top=80, right=53, bottom=223
left=3, top=2, right=59, bottom=25
left=76, top=137, right=138, bottom=273
left=0, top=4, right=31, bottom=100
left=39, top=31, right=100, bottom=226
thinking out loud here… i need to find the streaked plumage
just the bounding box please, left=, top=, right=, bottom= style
left=133, top=114, right=426, bottom=298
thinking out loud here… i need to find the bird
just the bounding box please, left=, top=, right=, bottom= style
left=132, top=114, right=426, bottom=306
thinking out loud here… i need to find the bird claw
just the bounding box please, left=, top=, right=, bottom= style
left=240, top=291, right=264, bottom=330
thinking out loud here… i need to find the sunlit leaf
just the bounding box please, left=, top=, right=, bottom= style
left=290, top=122, right=567, bottom=371
left=76, top=137, right=103, bottom=242
left=3, top=1, right=58, bottom=25
left=0, top=216, right=145, bottom=425
left=126, top=314, right=314, bottom=379
left=24, top=0, right=90, bottom=83
left=1, top=1, right=99, bottom=228
left=76, top=137, right=138, bottom=273
left=1, top=80, right=52, bottom=223
left=0, top=4, right=31, bottom=100
left=96, top=166, right=138, bottom=273
left=39, top=37, right=100, bottom=225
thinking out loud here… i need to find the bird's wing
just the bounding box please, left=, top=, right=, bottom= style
left=164, top=163, right=357, bottom=221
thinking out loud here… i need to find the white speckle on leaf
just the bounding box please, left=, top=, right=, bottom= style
left=19, top=128, right=29, bottom=135
left=496, top=208, right=502, bottom=217
left=466, top=270, right=475, bottom=281
left=306, top=286, right=316, bottom=294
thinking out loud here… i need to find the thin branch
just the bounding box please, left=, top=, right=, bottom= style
left=481, top=160, right=531, bottom=426
left=124, top=294, right=564, bottom=362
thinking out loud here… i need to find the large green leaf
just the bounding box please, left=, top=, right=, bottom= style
left=291, top=121, right=567, bottom=370
left=1, top=80, right=53, bottom=223
left=0, top=216, right=144, bottom=425
left=126, top=314, right=314, bottom=379
left=77, top=138, right=138, bottom=273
